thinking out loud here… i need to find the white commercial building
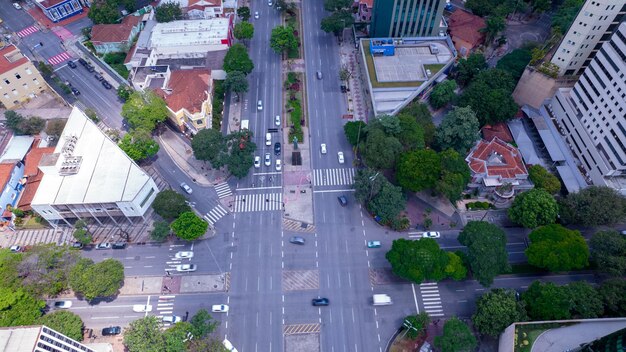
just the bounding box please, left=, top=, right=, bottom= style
left=31, top=107, right=159, bottom=226
left=0, top=325, right=97, bottom=352
left=550, top=0, right=625, bottom=76
left=549, top=22, right=626, bottom=193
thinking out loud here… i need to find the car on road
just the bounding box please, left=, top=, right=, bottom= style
left=257, top=99, right=262, bottom=110
left=265, top=132, right=271, bottom=146
left=254, top=155, right=261, bottom=168
left=275, top=159, right=282, bottom=171
left=132, top=304, right=153, bottom=312
left=102, top=80, right=112, bottom=89
left=94, top=73, right=104, bottom=81
left=176, top=264, right=197, bottom=272
left=112, top=242, right=126, bottom=249
left=71, top=87, right=80, bottom=96
left=12, top=2, right=22, bottom=9
left=174, top=251, right=194, bottom=259
left=316, top=71, right=323, bottom=80
left=320, top=144, right=327, bottom=154
left=289, top=236, right=305, bottom=245
left=180, top=182, right=192, bottom=194
left=223, top=339, right=239, bottom=352
left=264, top=153, right=271, bottom=166
left=268, top=0, right=272, bottom=5
left=212, top=304, right=229, bottom=313
left=337, top=195, right=348, bottom=206
left=102, top=326, right=121, bottom=336
left=254, top=11, right=259, bottom=19
left=54, top=301, right=72, bottom=309
left=337, top=151, right=344, bottom=164
left=9, top=245, right=22, bottom=253
left=71, top=242, right=83, bottom=249
left=67, top=61, right=77, bottom=69
left=312, top=298, right=329, bottom=306
left=422, top=231, right=441, bottom=238
left=78, top=58, right=88, bottom=66
left=86, top=65, right=95, bottom=73
left=367, top=241, right=381, bottom=248
left=275, top=115, right=281, bottom=126
left=95, top=242, right=111, bottom=250
left=162, top=315, right=182, bottom=324
left=274, top=142, right=281, bottom=155
left=621, top=230, right=626, bottom=236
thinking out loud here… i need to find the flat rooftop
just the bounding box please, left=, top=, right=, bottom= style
left=150, top=18, right=230, bottom=48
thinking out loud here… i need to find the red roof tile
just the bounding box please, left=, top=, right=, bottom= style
left=0, top=162, right=15, bottom=189
left=156, top=69, right=211, bottom=114
left=448, top=10, right=486, bottom=49
left=481, top=122, right=514, bottom=143
left=0, top=45, right=29, bottom=75
left=91, top=16, right=141, bottom=44
left=466, top=137, right=528, bottom=180
left=37, top=0, right=73, bottom=8
left=188, top=0, right=221, bottom=7
left=17, top=175, right=43, bottom=211
left=359, top=0, right=373, bottom=8
left=23, top=146, right=55, bottom=177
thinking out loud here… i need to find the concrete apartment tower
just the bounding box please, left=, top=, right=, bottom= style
left=370, top=0, right=447, bottom=38
left=550, top=0, right=625, bottom=76
left=549, top=22, right=626, bottom=193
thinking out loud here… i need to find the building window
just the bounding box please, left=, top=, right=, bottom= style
left=3, top=79, right=9, bottom=84
left=33, top=78, right=39, bottom=85
left=12, top=89, right=17, bottom=95
left=22, top=83, right=27, bottom=88
left=25, top=68, right=32, bottom=74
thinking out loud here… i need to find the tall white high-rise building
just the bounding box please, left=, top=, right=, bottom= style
left=549, top=22, right=626, bottom=193
left=550, top=0, right=625, bottom=76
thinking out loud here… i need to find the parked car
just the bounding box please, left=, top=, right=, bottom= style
left=211, top=304, right=229, bottom=313
left=67, top=61, right=77, bottom=69
left=337, top=152, right=344, bottom=164
left=264, top=153, right=271, bottom=166
left=180, top=182, right=192, bottom=194
left=274, top=142, right=281, bottom=155
left=312, top=298, right=329, bottom=306
left=223, top=339, right=239, bottom=352
left=9, top=245, right=22, bottom=253
left=71, top=242, right=83, bottom=249
left=275, top=159, right=282, bottom=171
left=112, top=242, right=126, bottom=249
left=175, top=264, right=197, bottom=272
left=132, top=304, right=153, bottom=312
left=162, top=315, right=182, bottom=324
left=71, top=87, right=80, bottom=96
left=54, top=301, right=72, bottom=309
left=13, top=3, right=22, bottom=9
left=367, top=241, right=381, bottom=248
left=275, top=115, right=281, bottom=126
left=102, top=80, right=112, bottom=89
left=254, top=11, right=259, bottom=19
left=422, top=231, right=441, bottom=238
left=289, top=236, right=305, bottom=245
left=174, top=251, right=194, bottom=259
left=94, top=73, right=104, bottom=81
left=254, top=156, right=261, bottom=168
left=101, top=326, right=121, bottom=336
left=95, top=242, right=111, bottom=250
left=86, top=65, right=95, bottom=73
left=78, top=58, right=88, bottom=66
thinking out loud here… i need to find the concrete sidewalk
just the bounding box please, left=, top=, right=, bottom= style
left=157, top=129, right=228, bottom=187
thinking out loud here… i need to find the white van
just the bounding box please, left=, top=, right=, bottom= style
left=373, top=294, right=392, bottom=306
left=241, top=120, right=249, bottom=130
left=265, top=133, right=272, bottom=146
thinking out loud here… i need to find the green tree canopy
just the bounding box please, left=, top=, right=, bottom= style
left=270, top=26, right=298, bottom=54
left=118, top=128, right=160, bottom=161
left=567, top=281, right=604, bottom=319
left=189, top=309, right=219, bottom=338
left=170, top=212, right=208, bottom=240
left=368, top=181, right=405, bottom=223
left=88, top=3, right=118, bottom=24
left=369, top=115, right=402, bottom=136
left=528, top=165, right=561, bottom=194
left=224, top=71, right=249, bottom=98
left=223, top=43, right=254, bottom=75
left=434, top=317, right=477, bottom=352
left=353, top=168, right=385, bottom=203
left=508, top=188, right=558, bottom=228
left=320, top=10, right=354, bottom=36
left=237, top=6, right=251, bottom=21
left=69, top=258, right=124, bottom=301
left=233, top=21, right=255, bottom=41
left=18, top=244, right=79, bottom=297
left=458, top=69, right=519, bottom=126
left=223, top=130, right=256, bottom=178
left=558, top=186, right=626, bottom=226
left=436, top=149, right=471, bottom=202
left=526, top=224, right=589, bottom=271
left=397, top=114, right=425, bottom=151
left=150, top=220, right=171, bottom=242
left=552, top=0, right=584, bottom=34
left=399, top=102, right=436, bottom=146
left=590, top=230, right=626, bottom=277
left=363, top=128, right=402, bottom=169
left=123, top=316, right=166, bottom=352
left=343, top=120, right=367, bottom=146
left=404, top=312, right=430, bottom=339
left=458, top=221, right=510, bottom=286
left=155, top=3, right=182, bottom=22
left=455, top=53, right=487, bottom=86
left=37, top=311, right=84, bottom=341
left=151, top=190, right=191, bottom=221
left=117, top=85, right=133, bottom=101
left=324, top=0, right=352, bottom=11
left=496, top=48, right=532, bottom=82
left=429, top=80, right=458, bottom=109
left=73, top=227, right=92, bottom=246
left=45, top=119, right=67, bottom=139
left=0, top=287, right=45, bottom=327
left=396, top=149, right=441, bottom=192
left=472, top=288, right=527, bottom=337
left=122, top=91, right=168, bottom=131
left=191, top=129, right=226, bottom=166
left=5, top=111, right=46, bottom=135
left=522, top=281, right=571, bottom=320
left=481, top=16, right=506, bottom=42
left=435, top=106, right=480, bottom=153
left=386, top=238, right=466, bottom=283
left=598, top=278, right=626, bottom=317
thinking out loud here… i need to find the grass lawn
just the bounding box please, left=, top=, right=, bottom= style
left=285, top=10, right=301, bottom=59
left=362, top=41, right=423, bottom=88
left=18, top=216, right=47, bottom=230
left=424, top=63, right=446, bottom=75
left=515, top=323, right=561, bottom=352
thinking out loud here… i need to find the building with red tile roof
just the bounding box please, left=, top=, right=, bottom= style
left=18, top=145, right=55, bottom=211
left=155, top=69, right=213, bottom=134
left=357, top=0, right=374, bottom=23
left=447, top=10, right=486, bottom=57
left=481, top=122, right=514, bottom=143
left=162, top=0, right=224, bottom=19
left=0, top=45, right=48, bottom=109
left=34, top=0, right=86, bottom=23
left=466, top=137, right=531, bottom=192
left=91, top=16, right=143, bottom=54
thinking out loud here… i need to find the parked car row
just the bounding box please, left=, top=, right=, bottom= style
left=72, top=58, right=113, bottom=89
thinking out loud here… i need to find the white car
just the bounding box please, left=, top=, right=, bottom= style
left=257, top=100, right=262, bottom=110
left=275, top=159, right=282, bottom=171
left=320, top=144, right=327, bottom=154
left=54, top=301, right=72, bottom=309
left=254, top=156, right=261, bottom=168
left=212, top=304, right=229, bottom=313
left=254, top=11, right=259, bottom=19
left=174, top=251, right=193, bottom=259
left=268, top=0, right=272, bottom=5
left=180, top=182, right=192, bottom=194
left=162, top=315, right=182, bottom=324
left=223, top=339, right=239, bottom=352
left=132, top=304, right=153, bottom=312
left=13, top=3, right=22, bottom=9
left=175, top=264, right=197, bottom=272
left=275, top=115, right=281, bottom=126
left=9, top=245, right=22, bottom=253
left=264, top=153, right=271, bottom=166
left=337, top=151, right=345, bottom=164
left=422, top=231, right=441, bottom=238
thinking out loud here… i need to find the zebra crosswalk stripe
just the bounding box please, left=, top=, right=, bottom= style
left=214, top=182, right=232, bottom=199
left=203, top=205, right=228, bottom=225
left=233, top=193, right=283, bottom=212
left=313, top=168, right=356, bottom=186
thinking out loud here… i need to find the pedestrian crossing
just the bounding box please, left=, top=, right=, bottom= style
left=47, top=52, right=72, bottom=66
left=214, top=182, right=233, bottom=199
left=0, top=228, right=71, bottom=248
left=312, top=168, right=355, bottom=187
left=233, top=193, right=283, bottom=212
left=203, top=204, right=228, bottom=226
left=156, top=295, right=175, bottom=317
left=420, top=282, right=444, bottom=317
left=17, top=25, right=39, bottom=38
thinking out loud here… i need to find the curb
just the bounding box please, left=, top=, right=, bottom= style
left=157, top=135, right=214, bottom=187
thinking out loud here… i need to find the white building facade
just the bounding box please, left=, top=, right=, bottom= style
left=0, top=325, right=97, bottom=352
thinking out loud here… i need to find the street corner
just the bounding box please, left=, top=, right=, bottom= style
left=283, top=185, right=314, bottom=225
left=118, top=276, right=163, bottom=295
left=179, top=273, right=227, bottom=293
